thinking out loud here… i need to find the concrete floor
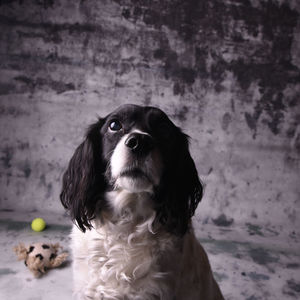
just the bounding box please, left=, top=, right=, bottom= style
left=0, top=210, right=299, bottom=300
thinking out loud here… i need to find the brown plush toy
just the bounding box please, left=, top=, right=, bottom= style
left=14, top=242, right=68, bottom=278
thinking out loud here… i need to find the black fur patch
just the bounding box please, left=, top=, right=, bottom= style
left=35, top=254, right=44, bottom=260
left=42, top=244, right=50, bottom=249
left=50, top=253, right=57, bottom=260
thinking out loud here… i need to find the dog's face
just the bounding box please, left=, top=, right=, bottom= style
left=61, top=104, right=202, bottom=235
left=101, top=105, right=166, bottom=193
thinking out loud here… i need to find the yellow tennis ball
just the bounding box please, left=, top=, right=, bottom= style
left=31, top=218, right=46, bottom=232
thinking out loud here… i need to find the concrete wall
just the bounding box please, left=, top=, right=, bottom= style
left=0, top=0, right=299, bottom=234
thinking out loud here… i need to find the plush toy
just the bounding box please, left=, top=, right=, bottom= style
left=14, top=242, right=68, bottom=278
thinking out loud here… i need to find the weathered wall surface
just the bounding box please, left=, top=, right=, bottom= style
left=0, top=0, right=299, bottom=234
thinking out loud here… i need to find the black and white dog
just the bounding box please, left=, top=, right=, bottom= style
left=61, top=104, right=224, bottom=300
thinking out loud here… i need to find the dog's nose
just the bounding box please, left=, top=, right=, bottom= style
left=125, top=133, right=154, bottom=155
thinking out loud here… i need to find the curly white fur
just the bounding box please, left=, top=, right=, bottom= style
left=71, top=190, right=223, bottom=300
left=72, top=191, right=174, bottom=300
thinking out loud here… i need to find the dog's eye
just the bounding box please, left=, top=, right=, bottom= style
left=109, top=120, right=122, bottom=131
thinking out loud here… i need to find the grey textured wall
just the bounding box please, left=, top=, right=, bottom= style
left=0, top=0, right=299, bottom=234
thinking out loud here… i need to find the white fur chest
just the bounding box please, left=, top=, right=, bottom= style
left=71, top=192, right=178, bottom=300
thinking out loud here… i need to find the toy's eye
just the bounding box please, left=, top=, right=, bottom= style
left=109, top=120, right=122, bottom=131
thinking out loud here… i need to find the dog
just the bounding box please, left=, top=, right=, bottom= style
left=61, top=104, right=224, bottom=300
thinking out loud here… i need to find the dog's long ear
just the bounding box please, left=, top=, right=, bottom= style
left=60, top=119, right=106, bottom=232
left=155, top=130, right=203, bottom=236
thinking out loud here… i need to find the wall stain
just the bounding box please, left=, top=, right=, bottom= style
left=249, top=247, right=279, bottom=265
left=17, top=141, right=30, bottom=151
left=286, top=263, right=300, bottom=269
left=0, top=83, right=15, bottom=95
left=0, top=0, right=54, bottom=8
left=35, top=0, right=54, bottom=9
left=172, top=105, right=189, bottom=122
left=246, top=296, right=259, bottom=300
left=246, top=223, right=264, bottom=237
left=0, top=146, right=14, bottom=169
left=222, top=112, right=232, bottom=131
left=39, top=174, right=46, bottom=187
left=265, top=227, right=279, bottom=237
left=202, top=238, right=239, bottom=256
left=0, top=106, right=29, bottom=117
left=2, top=1, right=299, bottom=137
left=18, top=160, right=31, bottom=178
left=283, top=279, right=300, bottom=296
left=247, top=272, right=270, bottom=281
left=14, top=75, right=75, bottom=94
left=213, top=271, right=229, bottom=282
left=0, top=15, right=98, bottom=34
left=0, top=268, right=17, bottom=277
left=173, top=81, right=185, bottom=96
left=212, top=214, right=234, bottom=227
left=153, top=46, right=197, bottom=86
left=46, top=182, right=53, bottom=198
left=17, top=29, right=63, bottom=44
left=117, top=0, right=300, bottom=137
left=0, top=219, right=28, bottom=231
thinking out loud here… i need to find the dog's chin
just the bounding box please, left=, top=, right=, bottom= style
left=115, top=175, right=154, bottom=193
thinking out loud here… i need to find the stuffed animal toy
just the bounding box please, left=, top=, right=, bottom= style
left=14, top=242, right=68, bottom=278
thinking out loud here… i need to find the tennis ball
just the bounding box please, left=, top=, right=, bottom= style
left=31, top=218, right=46, bottom=232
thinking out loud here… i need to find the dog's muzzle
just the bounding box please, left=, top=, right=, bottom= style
left=110, top=131, right=161, bottom=192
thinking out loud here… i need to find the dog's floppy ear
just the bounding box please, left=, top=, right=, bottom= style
left=155, top=130, right=203, bottom=236
left=60, top=119, right=106, bottom=232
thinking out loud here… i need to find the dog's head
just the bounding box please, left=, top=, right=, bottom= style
left=60, top=104, right=202, bottom=235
